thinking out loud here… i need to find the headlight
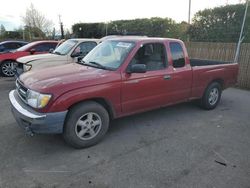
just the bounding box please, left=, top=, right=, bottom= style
left=27, top=89, right=52, bottom=108
left=24, top=64, right=32, bottom=72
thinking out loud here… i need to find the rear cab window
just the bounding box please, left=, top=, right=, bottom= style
left=170, top=42, right=185, bottom=68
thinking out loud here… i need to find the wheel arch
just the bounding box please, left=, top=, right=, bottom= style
left=67, top=98, right=116, bottom=120
left=1, top=59, right=17, bottom=64
left=200, top=78, right=224, bottom=99
left=207, top=78, right=224, bottom=90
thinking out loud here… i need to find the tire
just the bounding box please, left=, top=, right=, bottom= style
left=200, top=82, right=222, bottom=110
left=1, top=60, right=16, bottom=77
left=63, top=101, right=110, bottom=148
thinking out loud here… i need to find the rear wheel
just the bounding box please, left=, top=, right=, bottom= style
left=1, top=60, right=16, bottom=77
left=63, top=101, right=110, bottom=148
left=200, top=82, right=222, bottom=110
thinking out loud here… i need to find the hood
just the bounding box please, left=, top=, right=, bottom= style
left=17, top=53, right=64, bottom=64
left=19, top=63, right=119, bottom=94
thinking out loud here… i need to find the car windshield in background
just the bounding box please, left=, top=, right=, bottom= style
left=53, top=40, right=77, bottom=55
left=82, top=40, right=135, bottom=70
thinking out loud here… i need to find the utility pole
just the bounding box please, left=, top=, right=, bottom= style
left=188, top=0, right=191, bottom=24
left=59, top=15, right=64, bottom=39
left=234, top=0, right=249, bottom=63
left=22, top=26, right=25, bottom=41
left=187, top=0, right=192, bottom=42
left=105, top=21, right=109, bottom=36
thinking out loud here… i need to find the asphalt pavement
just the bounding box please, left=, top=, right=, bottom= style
left=0, top=77, right=250, bottom=188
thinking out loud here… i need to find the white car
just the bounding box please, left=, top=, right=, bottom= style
left=16, top=38, right=99, bottom=75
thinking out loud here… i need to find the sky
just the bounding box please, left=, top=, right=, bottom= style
left=0, top=0, right=243, bottom=32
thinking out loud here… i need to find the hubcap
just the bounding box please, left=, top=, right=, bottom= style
left=2, top=62, right=15, bottom=76
left=208, top=88, right=219, bottom=105
left=75, top=112, right=102, bottom=140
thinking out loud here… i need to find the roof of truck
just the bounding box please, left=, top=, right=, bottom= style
left=69, top=38, right=99, bottom=42
left=107, top=36, right=182, bottom=43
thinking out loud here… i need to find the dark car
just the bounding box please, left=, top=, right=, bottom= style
left=0, top=41, right=28, bottom=53
left=0, top=40, right=58, bottom=77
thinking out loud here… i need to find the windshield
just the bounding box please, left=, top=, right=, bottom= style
left=53, top=40, right=77, bottom=55
left=82, top=40, right=135, bottom=70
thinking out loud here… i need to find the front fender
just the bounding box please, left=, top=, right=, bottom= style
left=45, top=82, right=122, bottom=118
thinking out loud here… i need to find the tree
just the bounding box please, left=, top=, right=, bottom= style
left=72, top=17, right=183, bottom=39
left=22, top=3, right=53, bottom=39
left=64, top=29, right=71, bottom=39
left=52, top=27, right=56, bottom=40
left=188, top=3, right=250, bottom=42
left=72, top=23, right=106, bottom=38
left=176, top=21, right=189, bottom=41
left=0, top=24, right=6, bottom=38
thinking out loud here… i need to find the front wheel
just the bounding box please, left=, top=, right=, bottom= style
left=200, top=82, right=222, bottom=110
left=63, top=101, right=110, bottom=148
left=1, top=60, right=16, bottom=77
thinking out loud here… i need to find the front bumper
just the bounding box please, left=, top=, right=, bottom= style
left=9, top=90, right=67, bottom=134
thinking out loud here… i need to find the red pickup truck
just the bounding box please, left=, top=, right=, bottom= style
left=9, top=37, right=238, bottom=148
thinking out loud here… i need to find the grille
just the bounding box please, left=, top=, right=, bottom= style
left=16, top=79, right=28, bottom=102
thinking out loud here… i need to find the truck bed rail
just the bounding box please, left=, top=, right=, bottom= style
left=190, top=59, right=233, bottom=67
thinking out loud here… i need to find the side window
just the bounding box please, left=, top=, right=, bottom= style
left=170, top=42, right=185, bottom=68
left=16, top=43, right=24, bottom=48
left=73, top=42, right=97, bottom=56
left=33, top=43, right=56, bottom=52
left=0, top=45, right=4, bottom=52
left=3, top=43, right=18, bottom=50
left=130, top=43, right=167, bottom=71
left=46, top=43, right=57, bottom=50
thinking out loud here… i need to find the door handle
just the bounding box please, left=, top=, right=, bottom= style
left=163, top=75, right=171, bottom=80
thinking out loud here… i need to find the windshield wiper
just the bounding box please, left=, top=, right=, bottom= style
left=84, top=61, right=109, bottom=70
left=79, top=60, right=114, bottom=70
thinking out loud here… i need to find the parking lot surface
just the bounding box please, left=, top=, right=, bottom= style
left=0, top=77, right=250, bottom=188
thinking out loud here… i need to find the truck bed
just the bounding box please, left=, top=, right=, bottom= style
left=190, top=59, right=232, bottom=67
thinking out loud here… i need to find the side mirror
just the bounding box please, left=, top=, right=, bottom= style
left=30, top=48, right=36, bottom=54
left=128, top=64, right=147, bottom=73
left=49, top=48, right=54, bottom=53
left=173, top=59, right=185, bottom=68
left=77, top=56, right=84, bottom=62
left=71, top=51, right=81, bottom=58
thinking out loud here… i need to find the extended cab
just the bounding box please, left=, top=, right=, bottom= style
left=16, top=38, right=98, bottom=76
left=9, top=37, right=238, bottom=148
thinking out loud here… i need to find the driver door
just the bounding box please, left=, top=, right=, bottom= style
left=121, top=42, right=174, bottom=115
